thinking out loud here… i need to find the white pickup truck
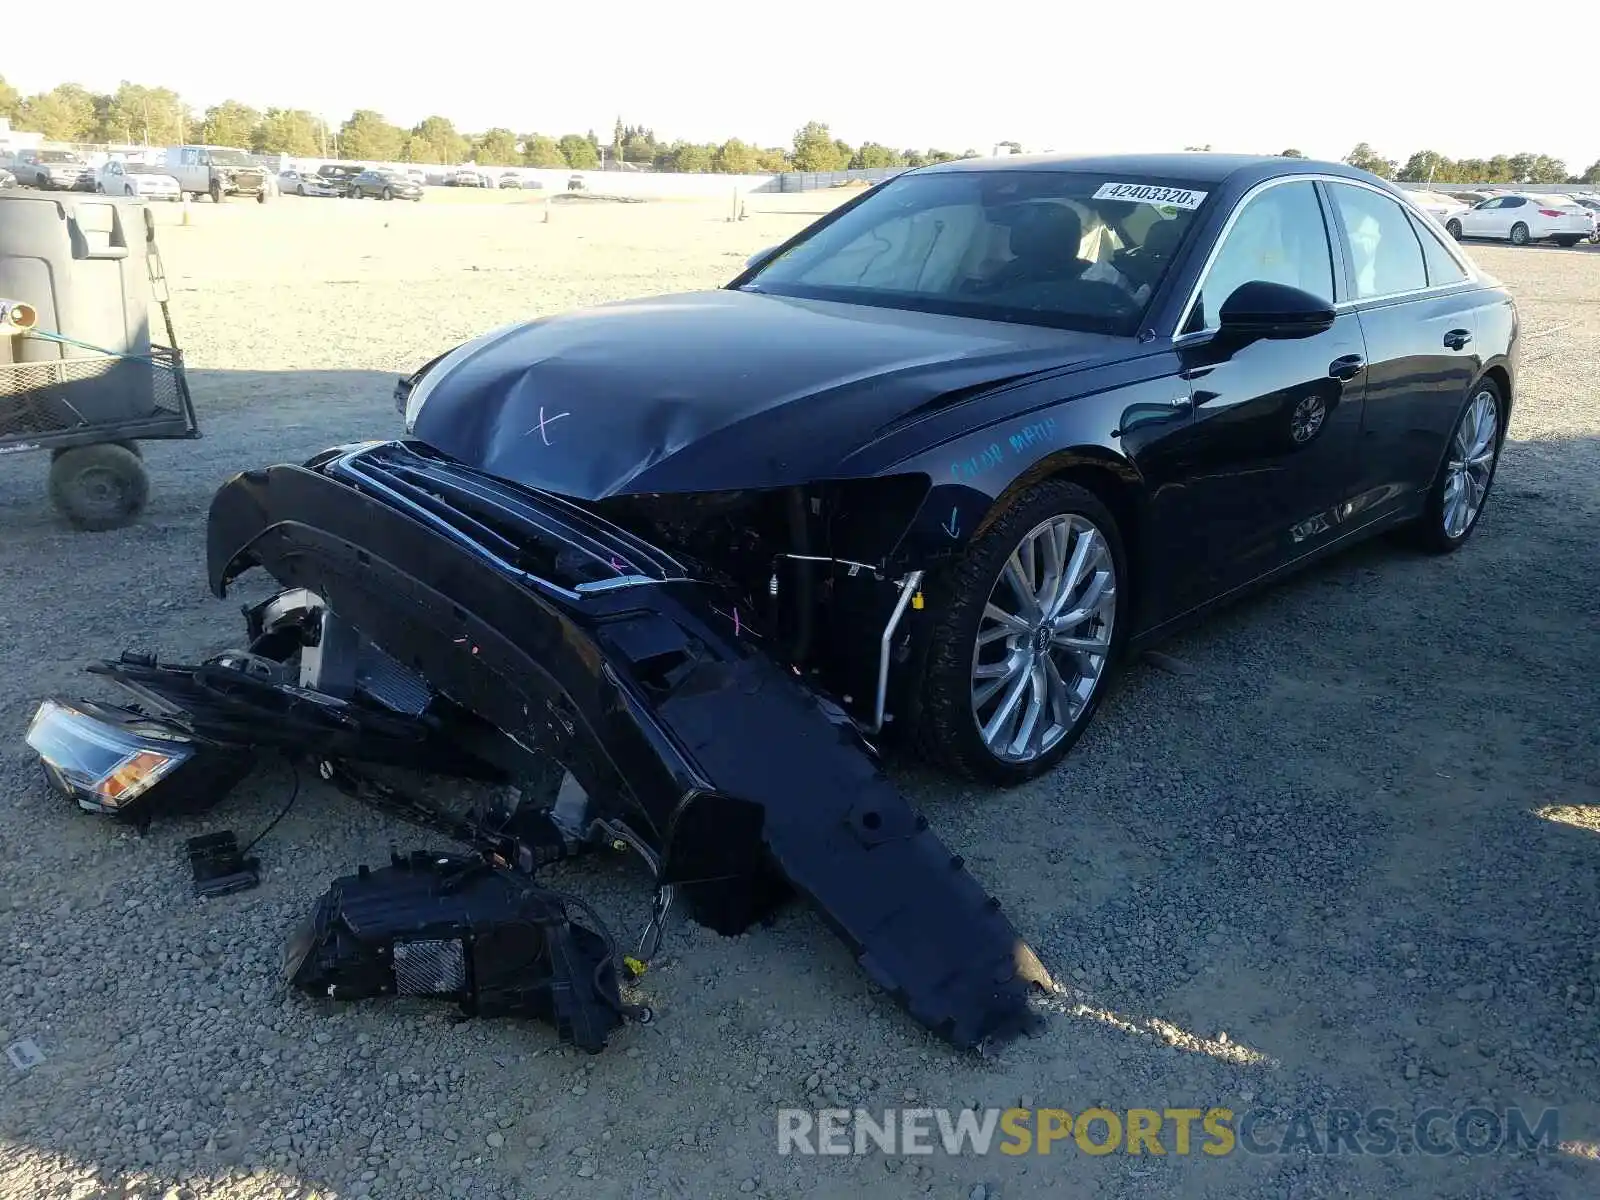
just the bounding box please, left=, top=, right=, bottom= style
left=163, top=145, right=271, bottom=203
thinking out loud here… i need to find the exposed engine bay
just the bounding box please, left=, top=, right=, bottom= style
left=26, top=439, right=1054, bottom=1053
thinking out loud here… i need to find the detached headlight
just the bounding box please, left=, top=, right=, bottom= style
left=26, top=699, right=193, bottom=813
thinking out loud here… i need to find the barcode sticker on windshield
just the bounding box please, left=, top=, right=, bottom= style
left=1092, top=183, right=1208, bottom=210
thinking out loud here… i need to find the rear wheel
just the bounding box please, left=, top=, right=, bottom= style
left=48, top=443, right=150, bottom=532
left=1407, top=378, right=1504, bottom=554
left=1445, top=218, right=1463, bottom=240
left=1509, top=222, right=1530, bottom=246
left=911, top=479, right=1127, bottom=785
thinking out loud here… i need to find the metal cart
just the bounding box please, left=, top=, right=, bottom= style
left=0, top=196, right=199, bottom=531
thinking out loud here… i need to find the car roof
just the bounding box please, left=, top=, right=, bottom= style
left=912, top=152, right=1383, bottom=188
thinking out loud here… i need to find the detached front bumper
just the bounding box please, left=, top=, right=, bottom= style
left=42, top=440, right=1049, bottom=1049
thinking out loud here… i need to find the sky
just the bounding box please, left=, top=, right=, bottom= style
left=8, top=0, right=1597, bottom=172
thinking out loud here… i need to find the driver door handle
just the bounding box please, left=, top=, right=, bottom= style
left=1328, top=354, right=1366, bottom=382
left=1443, top=328, right=1473, bottom=350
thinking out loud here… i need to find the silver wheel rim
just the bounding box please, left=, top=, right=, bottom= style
left=970, top=514, right=1117, bottom=764
left=1291, top=395, right=1325, bottom=443
left=1443, top=390, right=1498, bottom=539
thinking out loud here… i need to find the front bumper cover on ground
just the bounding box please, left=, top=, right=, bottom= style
left=48, top=441, right=1055, bottom=1049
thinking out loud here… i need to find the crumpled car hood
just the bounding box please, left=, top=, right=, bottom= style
left=406, top=288, right=1124, bottom=499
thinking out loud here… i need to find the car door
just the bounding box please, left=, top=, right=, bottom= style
left=1323, top=181, right=1485, bottom=520
left=1494, top=196, right=1534, bottom=240
left=1458, top=197, right=1501, bottom=237
left=1158, top=177, right=1368, bottom=614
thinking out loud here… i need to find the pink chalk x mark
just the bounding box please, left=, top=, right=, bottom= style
left=610, top=556, right=625, bottom=572
left=525, top=406, right=571, bottom=446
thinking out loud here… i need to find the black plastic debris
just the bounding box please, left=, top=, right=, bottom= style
left=186, top=831, right=261, bottom=898
left=284, top=851, right=629, bottom=1053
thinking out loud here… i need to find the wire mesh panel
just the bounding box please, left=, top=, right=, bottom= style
left=0, top=346, right=194, bottom=448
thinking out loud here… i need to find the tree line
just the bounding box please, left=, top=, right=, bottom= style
left=4, top=78, right=1597, bottom=183
left=0, top=79, right=973, bottom=173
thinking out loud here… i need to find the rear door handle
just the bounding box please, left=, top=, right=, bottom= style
left=1328, top=354, right=1366, bottom=382
left=1443, top=328, right=1473, bottom=350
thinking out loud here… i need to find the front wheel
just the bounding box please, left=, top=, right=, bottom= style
left=1445, top=219, right=1463, bottom=240
left=1509, top=222, right=1530, bottom=246
left=297, top=184, right=307, bottom=196
left=381, top=187, right=393, bottom=201
left=1407, top=379, right=1504, bottom=554
left=209, top=181, right=223, bottom=204
left=911, top=479, right=1127, bottom=785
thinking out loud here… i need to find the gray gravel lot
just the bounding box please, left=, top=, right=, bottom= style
left=0, top=196, right=1596, bottom=1200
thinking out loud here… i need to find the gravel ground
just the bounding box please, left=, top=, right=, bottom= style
left=0, top=195, right=1596, bottom=1200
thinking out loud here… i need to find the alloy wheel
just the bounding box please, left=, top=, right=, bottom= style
left=970, top=514, right=1117, bottom=764
left=1442, top=390, right=1498, bottom=539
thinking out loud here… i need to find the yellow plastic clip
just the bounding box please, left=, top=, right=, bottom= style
left=623, top=955, right=648, bottom=978
left=611, top=840, right=627, bottom=852
left=911, top=591, right=925, bottom=610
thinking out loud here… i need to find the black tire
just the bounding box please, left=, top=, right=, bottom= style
left=1406, top=377, right=1504, bottom=554
left=35, top=173, right=49, bottom=189
left=297, top=184, right=307, bottom=196
left=256, top=189, right=268, bottom=204
left=1555, top=235, right=1580, bottom=248
left=909, top=479, right=1130, bottom=785
left=1509, top=222, right=1530, bottom=246
left=209, top=181, right=223, bottom=204
left=381, top=187, right=393, bottom=201
left=1445, top=219, right=1463, bottom=240
left=48, top=443, right=150, bottom=532
left=125, top=185, right=135, bottom=198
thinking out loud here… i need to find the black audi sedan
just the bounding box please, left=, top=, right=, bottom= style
left=379, top=153, right=1516, bottom=782
left=122, top=154, right=1512, bottom=805
left=347, top=167, right=423, bottom=201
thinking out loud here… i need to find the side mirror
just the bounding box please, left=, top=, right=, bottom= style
left=1217, top=281, right=1336, bottom=341
left=745, top=244, right=780, bottom=271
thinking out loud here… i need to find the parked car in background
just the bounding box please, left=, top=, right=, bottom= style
left=316, top=164, right=365, bottom=193
left=0, top=167, right=17, bottom=190
left=1571, top=195, right=1600, bottom=241
left=497, top=171, right=522, bottom=189
left=165, top=146, right=271, bottom=203
left=14, top=148, right=94, bottom=191
left=279, top=169, right=342, bottom=198
left=96, top=160, right=182, bottom=201
left=448, top=167, right=489, bottom=187
left=405, top=168, right=429, bottom=186
left=347, top=167, right=424, bottom=201
left=1405, top=189, right=1469, bottom=223
left=1445, top=193, right=1592, bottom=246
left=567, top=173, right=587, bottom=191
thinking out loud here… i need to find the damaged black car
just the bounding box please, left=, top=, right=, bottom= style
left=29, top=154, right=1515, bottom=1053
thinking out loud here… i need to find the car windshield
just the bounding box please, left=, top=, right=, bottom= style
left=740, top=170, right=1211, bottom=335
left=207, top=149, right=252, bottom=165
left=39, top=151, right=82, bottom=164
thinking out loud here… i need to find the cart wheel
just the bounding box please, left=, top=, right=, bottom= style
left=48, top=443, right=150, bottom=532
